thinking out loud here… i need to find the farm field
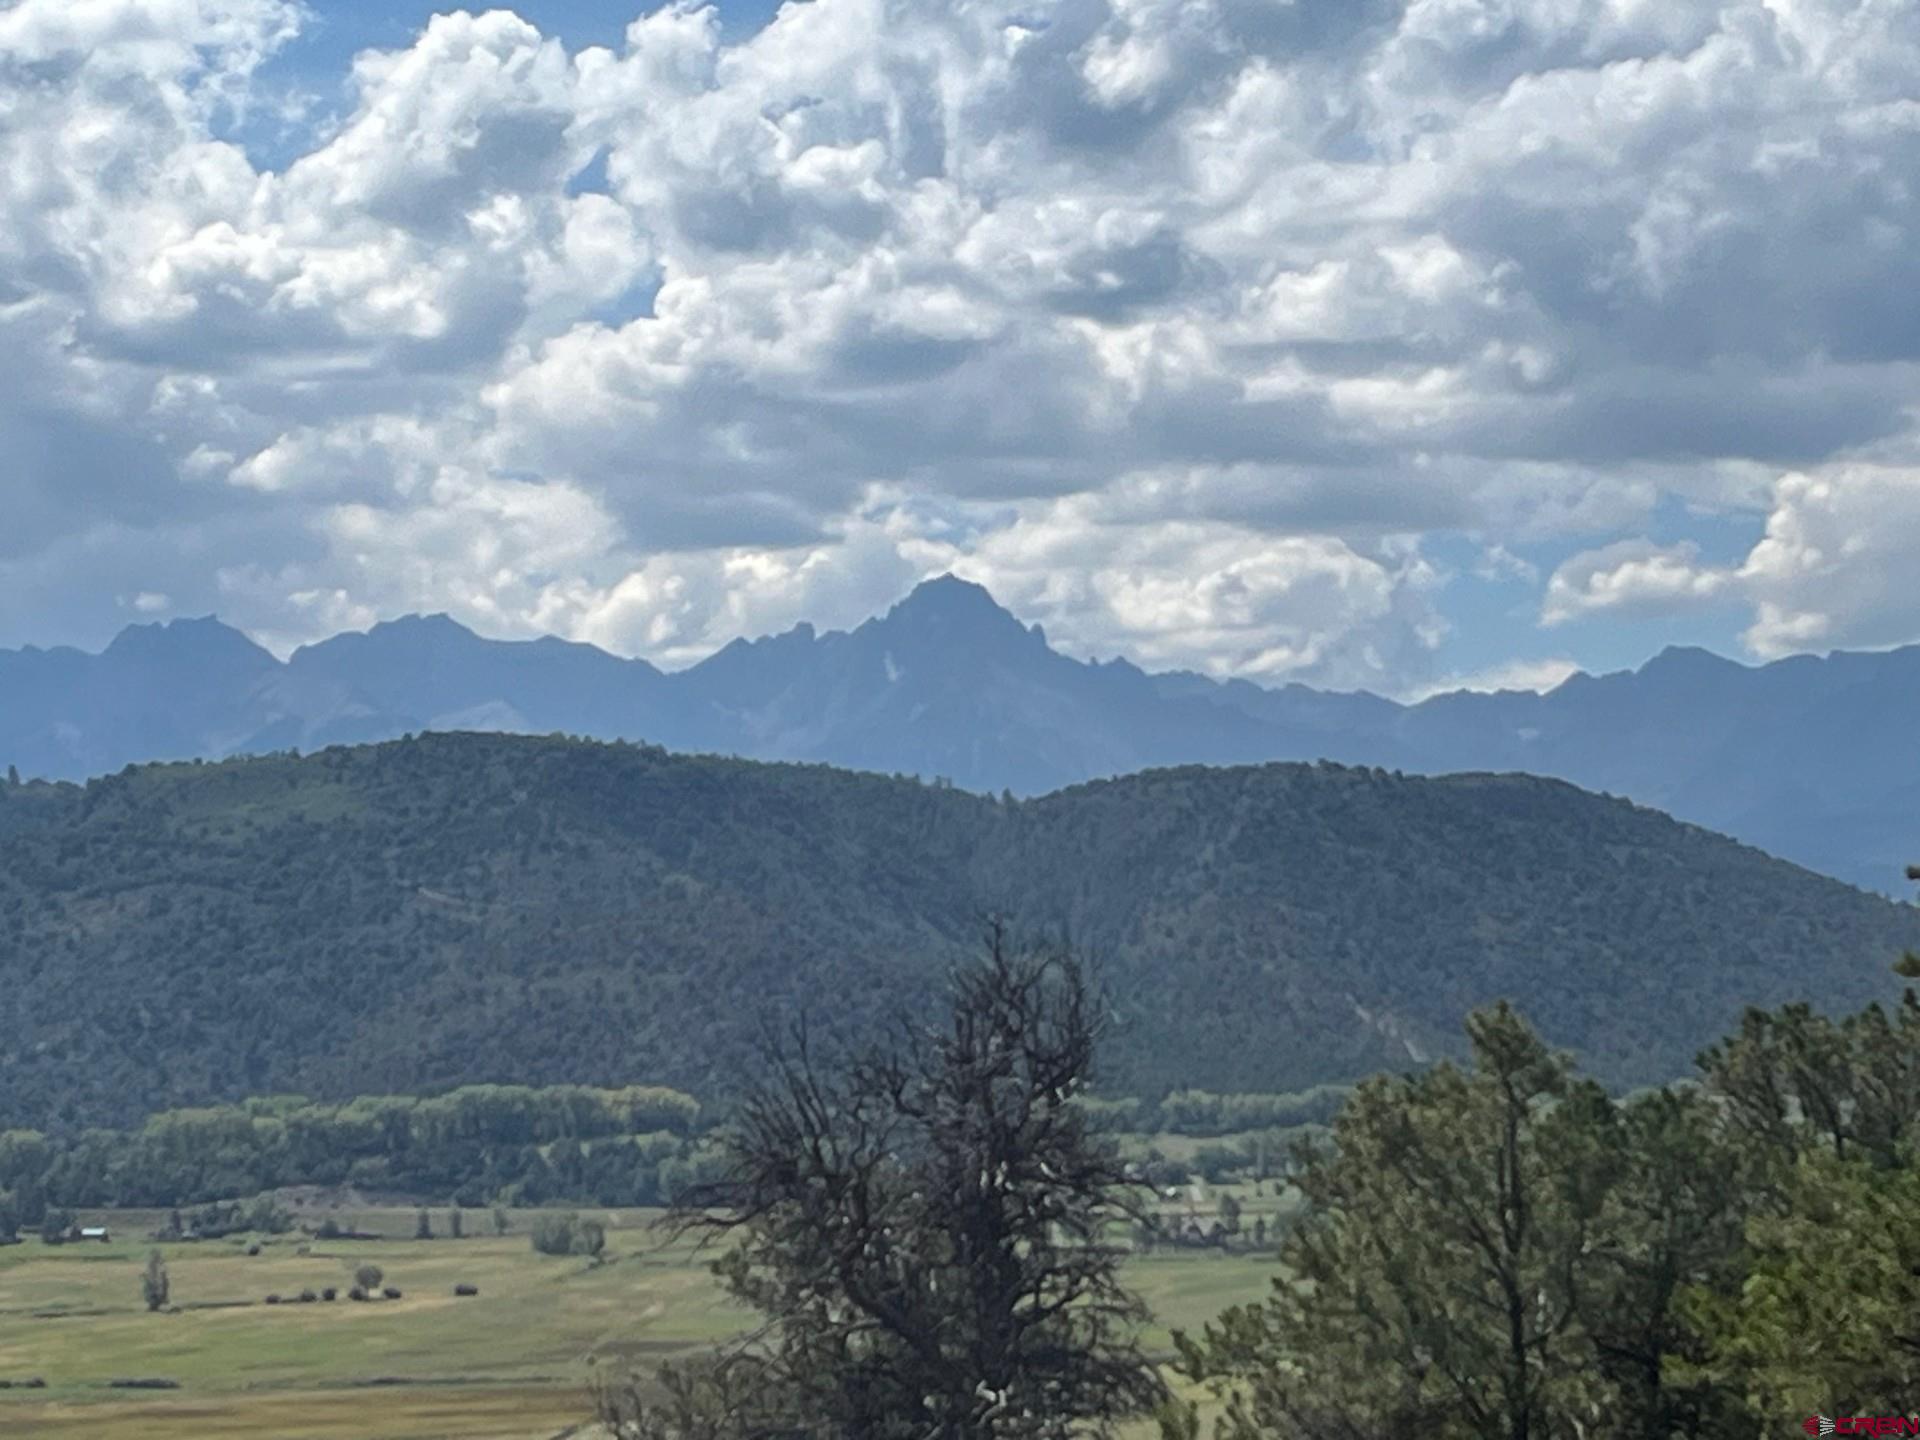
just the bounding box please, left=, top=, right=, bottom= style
left=0, top=1197, right=1280, bottom=1439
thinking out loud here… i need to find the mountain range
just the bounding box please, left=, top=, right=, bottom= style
left=3, top=575, right=1915, bottom=891
left=3, top=732, right=1914, bottom=1129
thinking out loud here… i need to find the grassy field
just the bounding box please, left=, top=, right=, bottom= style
left=0, top=1194, right=1282, bottom=1439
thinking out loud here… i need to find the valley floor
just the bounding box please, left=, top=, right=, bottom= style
left=0, top=1202, right=1270, bottom=1439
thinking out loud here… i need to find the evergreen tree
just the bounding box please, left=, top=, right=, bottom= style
left=142, top=1249, right=170, bottom=1312
left=1169, top=1005, right=1613, bottom=1440
left=1681, top=1148, right=1920, bottom=1415
left=1698, top=993, right=1920, bottom=1170
left=1579, top=1088, right=1752, bottom=1438
left=1216, top=1193, right=1241, bottom=1238
left=1896, top=864, right=1920, bottom=979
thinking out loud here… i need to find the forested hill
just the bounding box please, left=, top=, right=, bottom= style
left=10, top=577, right=1920, bottom=892
left=1, top=733, right=1913, bottom=1129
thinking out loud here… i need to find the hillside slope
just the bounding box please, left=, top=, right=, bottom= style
left=0, top=734, right=1913, bottom=1128
left=5, top=578, right=1919, bottom=892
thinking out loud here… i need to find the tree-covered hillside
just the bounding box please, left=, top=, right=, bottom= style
left=0, top=734, right=1912, bottom=1129
left=11, top=578, right=1920, bottom=892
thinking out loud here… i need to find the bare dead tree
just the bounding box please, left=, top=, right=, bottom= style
left=603, top=920, right=1164, bottom=1440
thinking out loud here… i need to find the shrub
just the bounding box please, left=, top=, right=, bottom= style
left=1190, top=1144, right=1243, bottom=1184
left=530, top=1212, right=577, bottom=1256
left=348, top=1287, right=368, bottom=1301
left=316, top=1219, right=341, bottom=1240
left=245, top=1243, right=261, bottom=1256
left=381, top=1286, right=402, bottom=1300
left=321, top=1287, right=337, bottom=1301
left=453, top=1282, right=478, bottom=1297
left=298, top=1289, right=317, bottom=1303
left=264, top=1294, right=280, bottom=1305
left=181, top=1199, right=292, bottom=1241
left=530, top=1211, right=610, bottom=1259
left=354, top=1263, right=383, bottom=1291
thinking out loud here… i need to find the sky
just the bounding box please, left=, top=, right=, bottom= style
left=2, top=0, right=1918, bottom=698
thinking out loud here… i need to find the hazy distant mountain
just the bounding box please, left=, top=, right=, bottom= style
left=4, top=733, right=1914, bottom=1127
left=2, top=575, right=1915, bottom=890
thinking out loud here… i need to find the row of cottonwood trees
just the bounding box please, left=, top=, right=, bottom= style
left=599, top=902, right=1920, bottom=1439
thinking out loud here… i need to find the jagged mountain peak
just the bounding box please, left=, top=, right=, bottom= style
left=103, top=615, right=273, bottom=669
left=1635, top=644, right=1743, bottom=684
left=315, top=612, right=481, bottom=652
left=370, top=612, right=471, bottom=637
left=874, top=574, right=1042, bottom=647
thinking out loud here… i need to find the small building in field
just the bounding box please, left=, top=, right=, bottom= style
left=77, top=1226, right=110, bottom=1243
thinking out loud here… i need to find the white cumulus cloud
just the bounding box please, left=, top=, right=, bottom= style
left=4, top=0, right=1920, bottom=683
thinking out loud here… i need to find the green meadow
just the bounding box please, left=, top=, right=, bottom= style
left=0, top=1196, right=1280, bottom=1439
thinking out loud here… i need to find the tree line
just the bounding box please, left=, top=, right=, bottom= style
left=0, top=1064, right=1343, bottom=1231
left=1076, top=1086, right=1350, bottom=1137
left=0, top=1083, right=706, bottom=1229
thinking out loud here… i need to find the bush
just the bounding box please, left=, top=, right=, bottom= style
left=354, top=1263, right=383, bottom=1291
left=179, top=1199, right=293, bottom=1241
left=242, top=1196, right=294, bottom=1234
left=453, top=1282, right=478, bottom=1296
left=348, top=1287, right=368, bottom=1302
left=381, top=1286, right=402, bottom=1300
left=531, top=1211, right=608, bottom=1258
left=264, top=1294, right=280, bottom=1305
left=530, top=1212, right=577, bottom=1256
left=298, top=1289, right=317, bottom=1303
left=1190, top=1144, right=1243, bottom=1184
left=316, top=1219, right=341, bottom=1240
left=321, top=1287, right=337, bottom=1301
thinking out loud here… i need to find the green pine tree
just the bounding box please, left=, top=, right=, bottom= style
left=1168, top=1004, right=1616, bottom=1440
